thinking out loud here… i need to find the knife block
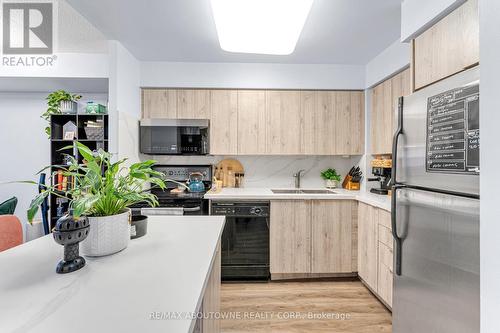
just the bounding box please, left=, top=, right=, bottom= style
left=342, top=175, right=360, bottom=191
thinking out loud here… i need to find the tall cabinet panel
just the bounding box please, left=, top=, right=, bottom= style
left=237, top=90, right=267, bottom=154
left=265, top=91, right=302, bottom=154
left=210, top=90, right=238, bottom=155
left=177, top=89, right=210, bottom=119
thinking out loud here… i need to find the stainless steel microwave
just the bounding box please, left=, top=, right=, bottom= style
left=139, top=119, right=209, bottom=155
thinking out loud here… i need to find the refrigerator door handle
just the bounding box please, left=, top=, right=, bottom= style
left=391, top=183, right=406, bottom=276
left=391, top=96, right=404, bottom=186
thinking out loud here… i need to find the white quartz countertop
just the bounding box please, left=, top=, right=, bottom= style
left=205, top=188, right=391, bottom=211
left=0, top=216, right=225, bottom=333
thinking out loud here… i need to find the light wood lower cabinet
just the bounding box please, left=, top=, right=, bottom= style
left=358, top=202, right=393, bottom=309
left=358, top=202, right=378, bottom=288
left=270, top=200, right=311, bottom=274
left=270, top=200, right=357, bottom=277
left=197, top=242, right=221, bottom=333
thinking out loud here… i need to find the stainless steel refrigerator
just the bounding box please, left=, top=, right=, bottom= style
left=392, top=67, right=480, bottom=333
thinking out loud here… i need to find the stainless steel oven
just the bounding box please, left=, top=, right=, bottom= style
left=211, top=201, right=270, bottom=281
left=139, top=119, right=209, bottom=155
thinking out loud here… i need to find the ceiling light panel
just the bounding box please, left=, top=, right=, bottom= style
left=211, top=0, right=313, bottom=55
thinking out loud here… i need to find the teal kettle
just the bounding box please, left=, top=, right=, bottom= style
left=188, top=172, right=205, bottom=192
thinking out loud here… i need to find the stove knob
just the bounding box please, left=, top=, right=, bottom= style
left=253, top=207, right=262, bottom=215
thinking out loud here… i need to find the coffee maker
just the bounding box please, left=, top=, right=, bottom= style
left=368, top=166, right=392, bottom=195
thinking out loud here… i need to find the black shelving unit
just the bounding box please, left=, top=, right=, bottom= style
left=49, top=113, right=109, bottom=229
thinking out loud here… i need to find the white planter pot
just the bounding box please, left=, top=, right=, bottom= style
left=81, top=209, right=130, bottom=257
left=325, top=179, right=338, bottom=189
left=60, top=100, right=77, bottom=114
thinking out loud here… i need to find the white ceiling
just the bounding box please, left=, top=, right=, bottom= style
left=67, top=0, right=402, bottom=65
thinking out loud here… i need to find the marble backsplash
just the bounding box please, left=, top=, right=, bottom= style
left=146, top=154, right=363, bottom=188
left=118, top=112, right=364, bottom=188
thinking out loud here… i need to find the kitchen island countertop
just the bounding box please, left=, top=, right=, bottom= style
left=0, top=216, right=225, bottom=333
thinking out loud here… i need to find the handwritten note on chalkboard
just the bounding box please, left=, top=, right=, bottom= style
left=426, top=83, right=479, bottom=175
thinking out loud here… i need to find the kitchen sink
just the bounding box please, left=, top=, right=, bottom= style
left=271, top=189, right=337, bottom=194
left=271, top=189, right=303, bottom=194
left=300, top=189, right=336, bottom=194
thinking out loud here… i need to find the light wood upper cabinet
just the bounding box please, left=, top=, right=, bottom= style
left=141, top=89, right=177, bottom=118
left=335, top=91, right=365, bottom=155
left=266, top=91, right=302, bottom=154
left=270, top=200, right=311, bottom=274
left=413, top=0, right=479, bottom=90
left=177, top=89, right=210, bottom=119
left=237, top=90, right=267, bottom=155
left=301, top=91, right=364, bottom=155
left=358, top=202, right=378, bottom=289
left=311, top=200, right=355, bottom=273
left=210, top=90, right=238, bottom=155
left=142, top=88, right=365, bottom=156
left=370, top=68, right=411, bottom=155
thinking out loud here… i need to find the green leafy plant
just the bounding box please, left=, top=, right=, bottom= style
left=42, top=90, right=82, bottom=137
left=25, top=142, right=172, bottom=222
left=320, top=168, right=342, bottom=182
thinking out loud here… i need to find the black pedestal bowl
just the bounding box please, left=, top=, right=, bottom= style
left=52, top=213, right=90, bottom=274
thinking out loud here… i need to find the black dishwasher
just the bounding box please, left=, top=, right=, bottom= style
left=211, top=201, right=270, bottom=281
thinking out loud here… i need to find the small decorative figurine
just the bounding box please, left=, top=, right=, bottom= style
left=52, top=210, right=90, bottom=274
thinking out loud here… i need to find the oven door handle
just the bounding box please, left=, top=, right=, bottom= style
left=183, top=206, right=201, bottom=213
left=140, top=207, right=184, bottom=216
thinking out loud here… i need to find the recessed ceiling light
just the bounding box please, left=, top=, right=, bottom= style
left=210, top=0, right=314, bottom=55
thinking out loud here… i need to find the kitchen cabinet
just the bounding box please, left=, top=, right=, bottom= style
left=358, top=202, right=393, bottom=309
left=302, top=91, right=365, bottom=155
left=413, top=0, right=479, bottom=90
left=270, top=200, right=311, bottom=274
left=200, top=242, right=221, bottom=333
left=311, top=200, right=356, bottom=273
left=270, top=200, right=357, bottom=277
left=358, top=202, right=378, bottom=288
left=210, top=90, right=238, bottom=155
left=142, top=88, right=365, bottom=156
left=237, top=90, right=267, bottom=154
left=177, top=89, right=210, bottom=119
left=141, top=89, right=177, bottom=118
left=370, top=68, right=411, bottom=155
left=266, top=91, right=302, bottom=154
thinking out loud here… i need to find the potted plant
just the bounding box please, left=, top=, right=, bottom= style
left=320, top=168, right=342, bottom=189
left=27, top=142, right=167, bottom=256
left=42, top=90, right=82, bottom=137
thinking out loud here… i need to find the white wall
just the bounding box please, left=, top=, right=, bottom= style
left=0, top=92, right=107, bottom=230
left=401, top=0, right=466, bottom=41
left=108, top=41, right=141, bottom=165
left=141, top=62, right=366, bottom=90
left=365, top=39, right=411, bottom=88
left=0, top=0, right=109, bottom=78
left=479, top=0, right=500, bottom=331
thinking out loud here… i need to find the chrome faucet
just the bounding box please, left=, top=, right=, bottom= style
left=293, top=169, right=305, bottom=188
